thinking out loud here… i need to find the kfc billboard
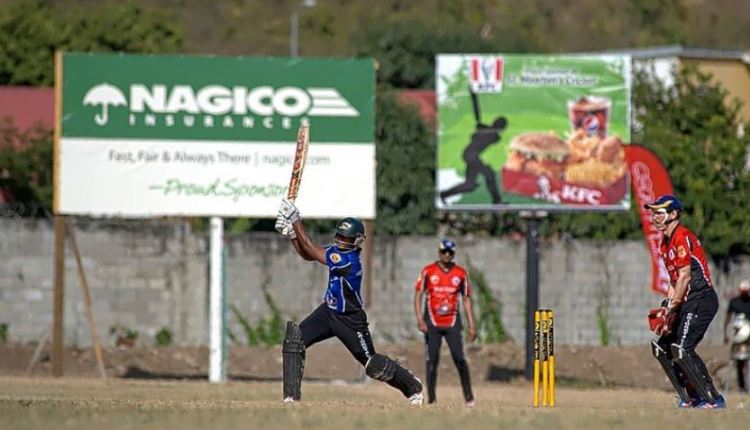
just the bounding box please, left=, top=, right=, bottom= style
left=436, top=54, right=631, bottom=211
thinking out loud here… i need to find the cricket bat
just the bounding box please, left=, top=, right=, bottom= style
left=287, top=124, right=309, bottom=202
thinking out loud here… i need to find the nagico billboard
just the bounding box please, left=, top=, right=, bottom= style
left=55, top=52, right=375, bottom=218
left=436, top=54, right=632, bottom=211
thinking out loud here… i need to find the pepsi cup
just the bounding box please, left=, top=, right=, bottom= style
left=567, top=96, right=611, bottom=138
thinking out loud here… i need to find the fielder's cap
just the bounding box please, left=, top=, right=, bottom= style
left=439, top=239, right=456, bottom=252
left=644, top=195, right=683, bottom=212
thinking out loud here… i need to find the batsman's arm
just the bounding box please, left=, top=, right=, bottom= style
left=290, top=220, right=326, bottom=265
left=668, top=265, right=691, bottom=312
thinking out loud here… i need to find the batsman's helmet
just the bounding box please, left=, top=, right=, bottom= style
left=335, top=217, right=366, bottom=248
left=644, top=195, right=683, bottom=213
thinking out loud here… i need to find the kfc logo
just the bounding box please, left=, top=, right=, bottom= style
left=469, top=56, right=504, bottom=93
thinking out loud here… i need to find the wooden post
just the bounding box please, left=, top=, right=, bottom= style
left=363, top=220, right=374, bottom=308
left=65, top=220, right=107, bottom=380
left=52, top=215, right=65, bottom=377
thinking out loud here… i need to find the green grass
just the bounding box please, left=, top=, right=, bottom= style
left=0, top=377, right=748, bottom=430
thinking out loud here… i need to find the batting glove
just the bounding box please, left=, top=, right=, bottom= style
left=274, top=215, right=296, bottom=239
left=279, top=198, right=300, bottom=224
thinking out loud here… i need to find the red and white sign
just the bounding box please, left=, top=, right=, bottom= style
left=625, top=145, right=674, bottom=296
left=500, top=168, right=628, bottom=206
left=469, top=56, right=504, bottom=93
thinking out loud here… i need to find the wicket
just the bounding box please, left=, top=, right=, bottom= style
left=533, top=309, right=555, bottom=407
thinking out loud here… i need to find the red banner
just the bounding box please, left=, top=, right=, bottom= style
left=625, top=145, right=674, bottom=296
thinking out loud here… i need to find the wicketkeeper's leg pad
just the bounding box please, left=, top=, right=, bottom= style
left=365, top=353, right=422, bottom=398
left=283, top=321, right=305, bottom=401
left=671, top=343, right=719, bottom=403
left=651, top=340, right=690, bottom=402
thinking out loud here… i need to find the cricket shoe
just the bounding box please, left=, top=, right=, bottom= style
left=466, top=400, right=476, bottom=408
left=697, top=395, right=726, bottom=410
left=408, top=378, right=424, bottom=406
left=676, top=397, right=703, bottom=408
left=283, top=397, right=300, bottom=404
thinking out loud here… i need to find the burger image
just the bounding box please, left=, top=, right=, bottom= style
left=505, top=132, right=570, bottom=179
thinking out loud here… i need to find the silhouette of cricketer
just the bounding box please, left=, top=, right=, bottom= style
left=440, top=114, right=507, bottom=205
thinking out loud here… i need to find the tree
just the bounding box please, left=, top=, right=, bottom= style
left=632, top=65, right=750, bottom=262
left=355, top=17, right=504, bottom=89
left=375, top=87, right=436, bottom=234
left=0, top=119, right=54, bottom=217
left=0, top=0, right=183, bottom=86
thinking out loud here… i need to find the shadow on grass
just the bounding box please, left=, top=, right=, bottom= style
left=484, top=364, right=618, bottom=389
left=120, top=366, right=336, bottom=383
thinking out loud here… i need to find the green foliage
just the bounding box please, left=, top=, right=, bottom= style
left=356, top=17, right=500, bottom=89
left=375, top=87, right=436, bottom=235
left=633, top=66, right=750, bottom=262
left=0, top=0, right=183, bottom=86
left=154, top=327, right=173, bottom=347
left=0, top=119, right=53, bottom=216
left=466, top=260, right=506, bottom=344
left=0, top=323, right=8, bottom=343
left=230, top=288, right=284, bottom=347
left=109, top=324, right=139, bottom=348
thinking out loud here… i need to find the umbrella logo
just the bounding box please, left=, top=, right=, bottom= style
left=83, top=83, right=128, bottom=126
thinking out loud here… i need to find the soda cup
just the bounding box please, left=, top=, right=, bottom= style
left=568, top=96, right=611, bottom=138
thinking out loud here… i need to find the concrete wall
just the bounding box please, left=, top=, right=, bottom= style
left=1, top=218, right=749, bottom=347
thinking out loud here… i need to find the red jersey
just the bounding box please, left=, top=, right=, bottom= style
left=659, top=224, right=713, bottom=302
left=414, top=262, right=471, bottom=328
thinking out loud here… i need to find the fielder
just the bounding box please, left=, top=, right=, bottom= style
left=413, top=239, right=476, bottom=406
left=646, top=195, right=726, bottom=409
left=275, top=199, right=424, bottom=404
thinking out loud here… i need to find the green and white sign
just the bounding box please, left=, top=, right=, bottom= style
left=437, top=54, right=631, bottom=211
left=56, top=52, right=375, bottom=218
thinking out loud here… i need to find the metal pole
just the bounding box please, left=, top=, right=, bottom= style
left=525, top=216, right=540, bottom=380
left=290, top=9, right=299, bottom=57
left=363, top=220, right=374, bottom=308
left=209, top=217, right=226, bottom=383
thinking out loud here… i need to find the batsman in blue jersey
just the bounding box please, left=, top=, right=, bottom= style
left=275, top=198, right=424, bottom=405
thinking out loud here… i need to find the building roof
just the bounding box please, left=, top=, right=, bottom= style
left=398, top=90, right=436, bottom=126
left=577, top=45, right=750, bottom=63
left=0, top=86, right=54, bottom=131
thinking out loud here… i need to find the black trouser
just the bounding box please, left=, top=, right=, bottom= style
left=424, top=318, right=474, bottom=403
left=737, top=359, right=748, bottom=390
left=300, top=303, right=375, bottom=366
left=656, top=292, right=719, bottom=398
left=299, top=303, right=419, bottom=398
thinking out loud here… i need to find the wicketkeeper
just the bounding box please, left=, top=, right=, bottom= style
left=275, top=199, right=424, bottom=405
left=646, top=195, right=726, bottom=409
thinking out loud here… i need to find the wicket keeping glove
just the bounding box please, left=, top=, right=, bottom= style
left=648, top=306, right=676, bottom=336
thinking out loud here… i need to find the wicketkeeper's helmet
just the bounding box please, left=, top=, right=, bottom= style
left=644, top=194, right=683, bottom=213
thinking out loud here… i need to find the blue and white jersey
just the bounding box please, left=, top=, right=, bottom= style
left=323, top=246, right=364, bottom=314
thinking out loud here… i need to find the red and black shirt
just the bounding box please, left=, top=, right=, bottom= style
left=660, top=224, right=714, bottom=302
left=414, top=262, right=471, bottom=328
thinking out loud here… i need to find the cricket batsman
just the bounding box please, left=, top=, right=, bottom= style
left=275, top=199, right=424, bottom=405
left=646, top=195, right=726, bottom=409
